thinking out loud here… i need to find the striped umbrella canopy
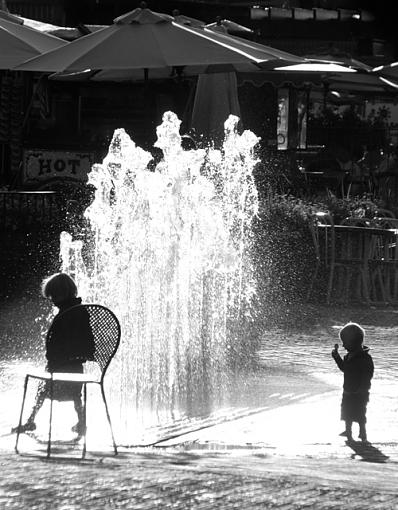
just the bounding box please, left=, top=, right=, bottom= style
left=14, top=5, right=305, bottom=78
left=0, top=16, right=66, bottom=69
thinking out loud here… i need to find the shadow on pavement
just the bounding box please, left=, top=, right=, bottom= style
left=346, top=441, right=390, bottom=463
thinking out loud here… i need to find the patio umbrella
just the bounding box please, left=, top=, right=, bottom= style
left=373, top=61, right=398, bottom=78
left=171, top=11, right=205, bottom=29
left=273, top=62, right=357, bottom=73
left=372, top=62, right=398, bottom=90
left=14, top=5, right=305, bottom=77
left=0, top=16, right=66, bottom=69
left=303, top=54, right=373, bottom=72
left=205, top=18, right=253, bottom=35
left=0, top=8, right=23, bottom=24
left=324, top=73, right=398, bottom=93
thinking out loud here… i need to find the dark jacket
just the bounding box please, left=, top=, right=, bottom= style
left=333, top=346, right=374, bottom=393
left=46, top=297, right=95, bottom=372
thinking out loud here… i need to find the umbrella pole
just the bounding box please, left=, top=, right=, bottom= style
left=77, top=94, right=82, bottom=134
left=22, top=73, right=44, bottom=129
left=182, top=78, right=197, bottom=133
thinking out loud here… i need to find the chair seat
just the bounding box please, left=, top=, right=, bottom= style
left=369, top=259, right=398, bottom=265
left=27, top=369, right=100, bottom=384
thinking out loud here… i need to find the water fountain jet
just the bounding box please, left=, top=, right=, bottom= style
left=60, top=111, right=259, bottom=443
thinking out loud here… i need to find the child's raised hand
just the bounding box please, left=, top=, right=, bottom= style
left=331, top=343, right=339, bottom=358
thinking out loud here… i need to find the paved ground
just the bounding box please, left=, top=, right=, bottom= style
left=0, top=305, right=398, bottom=509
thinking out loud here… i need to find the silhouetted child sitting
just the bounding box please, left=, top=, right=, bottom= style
left=12, top=273, right=95, bottom=437
left=332, top=322, right=374, bottom=443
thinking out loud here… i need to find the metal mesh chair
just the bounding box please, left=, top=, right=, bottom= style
left=15, top=304, right=121, bottom=458
left=307, top=212, right=372, bottom=304
left=307, top=212, right=335, bottom=303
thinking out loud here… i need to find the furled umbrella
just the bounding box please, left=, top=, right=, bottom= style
left=0, top=16, right=66, bottom=69
left=14, top=5, right=305, bottom=78
left=191, top=71, right=241, bottom=142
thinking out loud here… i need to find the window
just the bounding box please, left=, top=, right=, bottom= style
left=277, top=87, right=308, bottom=150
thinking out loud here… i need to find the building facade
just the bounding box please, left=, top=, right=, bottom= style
left=0, top=0, right=396, bottom=192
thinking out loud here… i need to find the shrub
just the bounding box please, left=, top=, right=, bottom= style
left=251, top=192, right=381, bottom=327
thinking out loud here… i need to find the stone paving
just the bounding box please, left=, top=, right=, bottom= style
left=0, top=306, right=398, bottom=509
left=0, top=446, right=398, bottom=509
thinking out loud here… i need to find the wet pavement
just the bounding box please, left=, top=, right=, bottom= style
left=1, top=305, right=398, bottom=509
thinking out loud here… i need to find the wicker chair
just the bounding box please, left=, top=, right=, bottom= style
left=15, top=304, right=121, bottom=458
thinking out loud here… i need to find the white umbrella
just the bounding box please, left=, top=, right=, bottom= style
left=325, top=73, right=398, bottom=93
left=0, top=8, right=23, bottom=24
left=0, top=16, right=66, bottom=69
left=205, top=18, right=253, bottom=35
left=14, top=5, right=305, bottom=78
left=373, top=62, right=398, bottom=90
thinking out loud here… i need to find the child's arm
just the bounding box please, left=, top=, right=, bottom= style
left=358, top=355, right=374, bottom=392
left=331, top=344, right=344, bottom=371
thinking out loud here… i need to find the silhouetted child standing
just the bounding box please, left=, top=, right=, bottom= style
left=332, top=322, right=374, bottom=443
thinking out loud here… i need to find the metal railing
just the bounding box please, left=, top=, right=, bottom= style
left=0, top=191, right=64, bottom=230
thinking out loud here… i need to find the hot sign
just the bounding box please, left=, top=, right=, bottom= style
left=23, top=150, right=94, bottom=184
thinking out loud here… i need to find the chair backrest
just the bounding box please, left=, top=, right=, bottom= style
left=340, top=217, right=371, bottom=227
left=374, top=208, right=396, bottom=219
left=309, top=211, right=335, bottom=267
left=45, top=303, right=121, bottom=380
left=84, top=304, right=121, bottom=378
left=372, top=217, right=398, bottom=229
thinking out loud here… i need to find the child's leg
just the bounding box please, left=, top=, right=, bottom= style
left=12, top=385, right=47, bottom=432
left=345, top=420, right=353, bottom=440
left=25, top=385, right=47, bottom=425
left=72, top=396, right=86, bottom=435
left=358, top=421, right=367, bottom=441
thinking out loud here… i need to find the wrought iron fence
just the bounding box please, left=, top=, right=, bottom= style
left=0, top=191, right=65, bottom=231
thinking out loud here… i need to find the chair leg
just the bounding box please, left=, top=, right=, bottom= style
left=361, top=267, right=371, bottom=303
left=82, top=384, right=87, bottom=459
left=100, top=384, right=118, bottom=455
left=15, top=375, right=30, bottom=454
left=47, top=376, right=54, bottom=458
left=306, top=262, right=319, bottom=302
left=326, top=263, right=335, bottom=304
left=393, top=267, right=398, bottom=301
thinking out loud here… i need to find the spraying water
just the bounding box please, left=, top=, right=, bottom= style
left=60, top=112, right=259, bottom=442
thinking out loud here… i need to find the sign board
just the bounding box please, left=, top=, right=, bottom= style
left=23, top=150, right=94, bottom=184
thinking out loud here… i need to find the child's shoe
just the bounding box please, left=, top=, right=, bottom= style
left=339, top=430, right=354, bottom=443
left=71, top=422, right=86, bottom=436
left=11, top=421, right=36, bottom=434
left=339, top=430, right=353, bottom=439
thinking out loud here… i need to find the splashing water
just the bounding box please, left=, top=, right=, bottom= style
left=60, top=112, right=259, bottom=442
